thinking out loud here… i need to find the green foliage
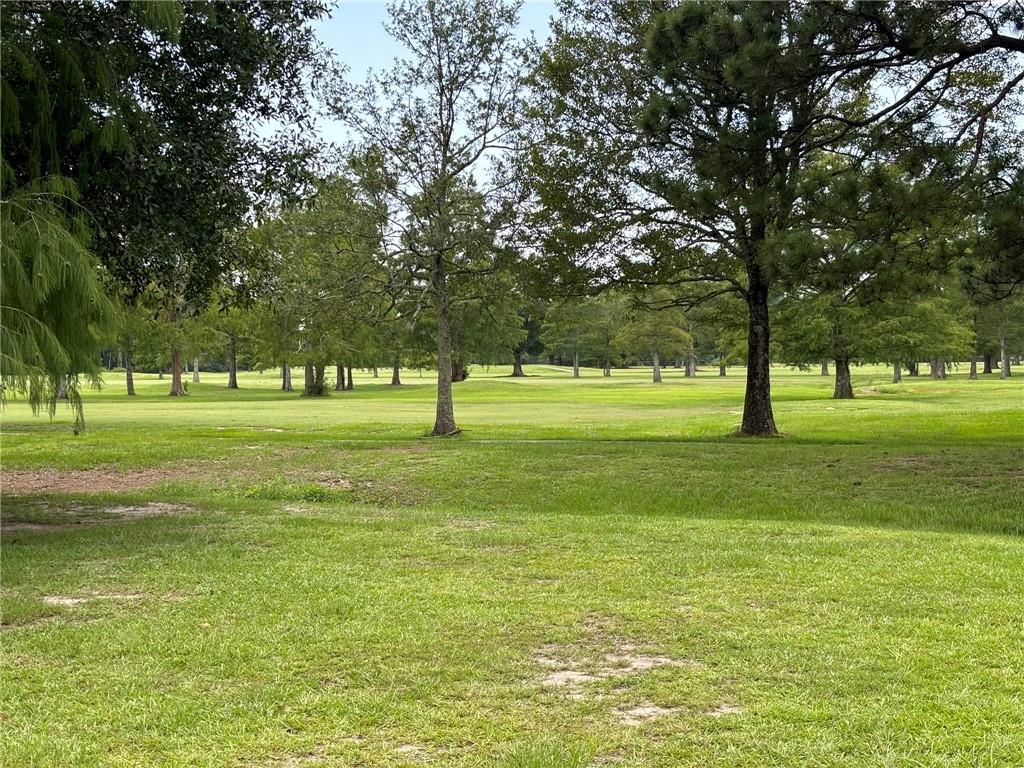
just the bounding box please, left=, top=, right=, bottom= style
left=0, top=176, right=111, bottom=430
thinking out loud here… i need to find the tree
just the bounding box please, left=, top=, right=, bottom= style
left=335, top=0, right=527, bottom=435
left=541, top=302, right=588, bottom=377
left=524, top=0, right=1024, bottom=434
left=615, top=296, right=692, bottom=384
left=2, top=0, right=330, bottom=408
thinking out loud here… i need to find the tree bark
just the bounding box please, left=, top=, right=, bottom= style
left=391, top=356, right=401, bottom=386
left=719, top=361, right=727, bottom=376
left=969, top=354, right=978, bottom=380
left=983, top=353, right=994, bottom=374
left=741, top=273, right=778, bottom=436
left=169, top=349, right=185, bottom=396
left=227, top=333, right=239, bottom=389
left=192, top=358, right=200, bottom=384
left=572, top=350, right=580, bottom=378
left=892, top=361, right=902, bottom=384
left=125, top=354, right=136, bottom=396
left=511, top=351, right=525, bottom=377
left=303, top=362, right=327, bottom=396
left=316, top=364, right=326, bottom=393
left=833, top=357, right=854, bottom=399
left=346, top=364, right=354, bottom=390
left=652, top=351, right=662, bottom=383
left=431, top=258, right=458, bottom=435
left=56, top=376, right=68, bottom=400
left=372, top=366, right=378, bottom=378
left=281, top=363, right=293, bottom=392
left=603, top=359, right=611, bottom=377
left=673, top=357, right=682, bottom=369
left=335, top=364, right=345, bottom=391
left=820, top=360, right=829, bottom=376
left=1000, top=333, right=1011, bottom=379
left=686, top=353, right=697, bottom=377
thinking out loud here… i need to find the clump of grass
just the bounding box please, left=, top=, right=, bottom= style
left=238, top=478, right=344, bottom=502
left=496, top=737, right=592, bottom=768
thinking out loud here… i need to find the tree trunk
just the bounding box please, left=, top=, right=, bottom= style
left=603, top=359, right=611, bottom=377
left=303, top=362, right=326, bottom=396
left=673, top=357, right=682, bottom=369
left=335, top=364, right=345, bottom=391
left=969, top=354, right=978, bottom=380
left=316, top=364, right=326, bottom=392
left=346, top=364, right=354, bottom=390
left=1000, top=333, right=1011, bottom=379
left=169, top=349, right=185, bottom=396
left=158, top=369, right=164, bottom=380
left=192, top=358, right=200, bottom=384
left=226, top=335, right=238, bottom=389
left=741, top=274, right=777, bottom=436
left=908, top=361, right=918, bottom=377
left=892, top=361, right=902, bottom=384
left=511, top=351, right=525, bottom=377
left=719, top=360, right=727, bottom=376
left=932, top=359, right=947, bottom=379
left=686, top=353, right=697, bottom=377
left=833, top=357, right=854, bottom=399
left=431, top=259, right=458, bottom=436
left=820, top=360, right=829, bottom=376
left=572, top=350, right=580, bottom=378
left=983, top=353, right=994, bottom=374
left=652, top=351, right=662, bottom=383
left=56, top=376, right=68, bottom=400
left=125, top=355, right=136, bottom=396
left=372, top=366, right=378, bottom=378
left=391, top=356, right=401, bottom=386
left=281, top=364, right=293, bottom=392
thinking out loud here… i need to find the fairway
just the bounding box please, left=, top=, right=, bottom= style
left=2, top=366, right=1022, bottom=767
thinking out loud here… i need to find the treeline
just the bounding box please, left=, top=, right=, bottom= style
left=3, top=1, right=1023, bottom=434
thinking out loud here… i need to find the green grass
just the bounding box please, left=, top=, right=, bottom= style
left=2, top=364, right=1022, bottom=766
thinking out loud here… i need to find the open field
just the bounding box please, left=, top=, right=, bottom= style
left=2, top=365, right=1023, bottom=767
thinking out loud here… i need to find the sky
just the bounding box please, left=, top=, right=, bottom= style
left=312, top=1, right=556, bottom=145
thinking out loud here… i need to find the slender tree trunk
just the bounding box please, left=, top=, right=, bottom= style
left=936, top=360, right=947, bottom=379
left=316, top=364, right=326, bottom=393
left=572, top=350, right=580, bottom=378
left=983, top=353, right=994, bottom=374
left=169, top=349, right=185, bottom=396
left=346, top=364, right=354, bottom=390
left=372, top=366, right=378, bottom=378
left=673, top=357, right=682, bottom=369
left=125, top=354, right=136, bottom=396
left=281, top=364, right=293, bottom=391
left=686, top=353, right=697, bottom=377
left=833, top=357, right=854, bottom=399
left=158, top=369, right=164, bottom=380
left=741, top=273, right=777, bottom=436
left=511, top=351, right=525, bottom=377
left=892, top=361, right=902, bottom=384
left=652, top=351, right=662, bottom=383
left=227, top=334, right=239, bottom=389
left=603, top=358, right=611, bottom=377
left=303, top=362, right=315, bottom=396
left=192, top=358, right=200, bottom=384
left=431, top=259, right=458, bottom=435
left=1000, top=333, right=1011, bottom=379
left=719, top=360, right=727, bottom=376
left=820, top=360, right=829, bottom=376
left=56, top=376, right=68, bottom=400
left=908, top=361, right=918, bottom=377
left=969, top=354, right=978, bottom=380
left=335, top=364, right=345, bottom=391
left=391, top=356, right=401, bottom=386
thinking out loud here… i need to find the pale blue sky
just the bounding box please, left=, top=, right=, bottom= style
left=313, top=1, right=556, bottom=146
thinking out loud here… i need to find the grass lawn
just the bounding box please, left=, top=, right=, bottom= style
left=2, top=364, right=1022, bottom=767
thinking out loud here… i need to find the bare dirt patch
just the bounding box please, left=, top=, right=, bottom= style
left=44, top=591, right=146, bottom=607
left=3, top=467, right=186, bottom=494
left=536, top=633, right=694, bottom=692
left=614, top=703, right=680, bottom=726
left=2, top=501, right=193, bottom=532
